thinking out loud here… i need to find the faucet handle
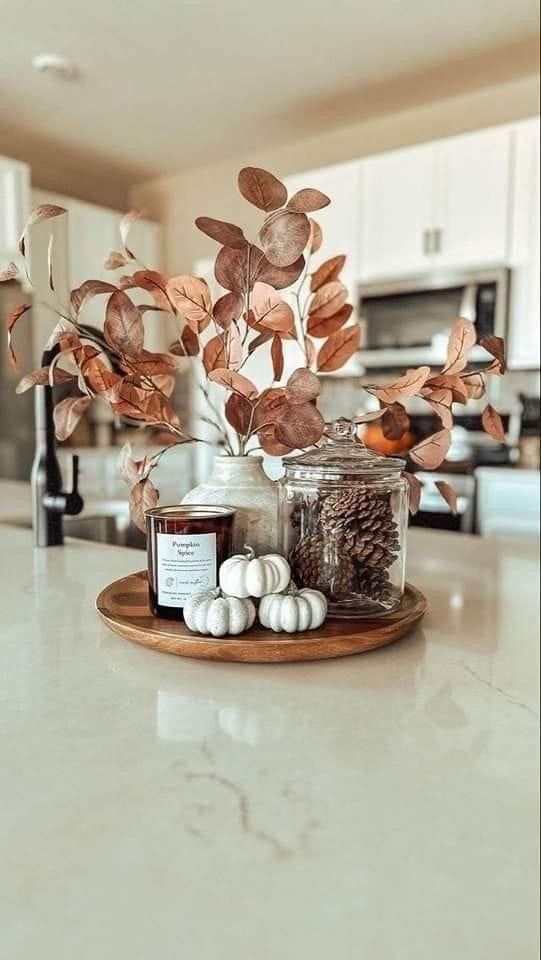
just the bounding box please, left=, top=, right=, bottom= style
left=65, top=454, right=84, bottom=516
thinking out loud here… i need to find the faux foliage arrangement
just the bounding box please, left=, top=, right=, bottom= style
left=2, top=166, right=507, bottom=529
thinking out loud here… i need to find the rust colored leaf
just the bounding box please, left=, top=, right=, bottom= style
left=480, top=335, right=506, bottom=373
left=285, top=368, right=320, bottom=404
left=129, top=477, right=159, bottom=533
left=0, top=262, right=18, bottom=282
left=44, top=318, right=79, bottom=352
left=409, top=429, right=451, bottom=469
left=181, top=326, right=200, bottom=357
left=19, top=204, right=66, bottom=256
left=316, top=325, right=360, bottom=373
left=53, top=395, right=91, bottom=441
left=203, top=330, right=241, bottom=374
left=166, top=275, right=212, bottom=331
left=225, top=393, right=253, bottom=435
left=403, top=472, right=423, bottom=515
left=305, top=337, right=316, bottom=369
left=253, top=388, right=289, bottom=428
left=213, top=292, right=242, bottom=328
left=207, top=369, right=258, bottom=399
left=104, top=290, right=143, bottom=356
left=442, top=318, right=476, bottom=375
left=460, top=371, right=485, bottom=399
left=195, top=217, right=247, bottom=250
left=310, top=255, right=346, bottom=292
left=382, top=403, right=410, bottom=441
left=287, top=188, right=330, bottom=213
left=275, top=401, right=325, bottom=449
left=250, top=282, right=295, bottom=334
left=118, top=443, right=151, bottom=487
left=16, top=366, right=74, bottom=394
left=120, top=271, right=172, bottom=312
left=373, top=366, right=431, bottom=405
left=271, top=336, right=284, bottom=381
left=144, top=393, right=181, bottom=428
left=82, top=358, right=122, bottom=395
left=104, top=251, right=128, bottom=270
left=6, top=303, right=31, bottom=364
left=257, top=424, right=292, bottom=457
left=309, top=280, right=348, bottom=319
left=108, top=380, right=151, bottom=419
left=248, top=331, right=273, bottom=354
left=238, top=167, right=287, bottom=212
left=425, top=398, right=453, bottom=429
left=255, top=251, right=305, bottom=289
left=260, top=210, right=311, bottom=267
left=307, top=302, right=353, bottom=338
left=425, top=374, right=468, bottom=404
left=215, top=245, right=249, bottom=294
left=70, top=279, right=117, bottom=314
left=482, top=404, right=506, bottom=443
left=121, top=350, right=176, bottom=379
left=308, top=219, right=323, bottom=254
left=435, top=480, right=458, bottom=514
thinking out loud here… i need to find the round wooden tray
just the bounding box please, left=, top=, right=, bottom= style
left=96, top=571, right=427, bottom=663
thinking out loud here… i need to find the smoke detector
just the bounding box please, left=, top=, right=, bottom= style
left=31, top=54, right=79, bottom=81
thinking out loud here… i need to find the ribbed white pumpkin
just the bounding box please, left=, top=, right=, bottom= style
left=183, top=589, right=256, bottom=637
left=258, top=586, right=327, bottom=633
left=219, top=545, right=290, bottom=599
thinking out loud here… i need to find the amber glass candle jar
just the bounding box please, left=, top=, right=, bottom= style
left=145, top=505, right=235, bottom=620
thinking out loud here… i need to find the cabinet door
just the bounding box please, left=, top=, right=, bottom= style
left=507, top=117, right=540, bottom=370
left=359, top=143, right=435, bottom=280
left=435, top=126, right=512, bottom=268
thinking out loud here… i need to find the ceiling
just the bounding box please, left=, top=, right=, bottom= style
left=0, top=0, right=539, bottom=204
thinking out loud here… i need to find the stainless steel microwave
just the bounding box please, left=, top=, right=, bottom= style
left=357, top=267, right=509, bottom=368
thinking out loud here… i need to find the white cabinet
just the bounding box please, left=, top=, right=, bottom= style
left=0, top=156, right=31, bottom=264
left=507, top=117, right=540, bottom=370
left=476, top=467, right=540, bottom=539
left=359, top=126, right=513, bottom=280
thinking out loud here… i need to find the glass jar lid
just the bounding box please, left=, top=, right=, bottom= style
left=283, top=418, right=405, bottom=480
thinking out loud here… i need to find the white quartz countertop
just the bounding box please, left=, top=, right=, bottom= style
left=0, top=524, right=539, bottom=960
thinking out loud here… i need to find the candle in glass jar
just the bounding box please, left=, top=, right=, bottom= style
left=145, top=505, right=235, bottom=620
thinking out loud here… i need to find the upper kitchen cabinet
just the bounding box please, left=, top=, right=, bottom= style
left=0, top=156, right=31, bottom=265
left=359, top=126, right=512, bottom=280
left=507, top=117, right=540, bottom=370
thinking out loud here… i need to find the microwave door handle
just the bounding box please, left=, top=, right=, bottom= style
left=459, top=283, right=477, bottom=323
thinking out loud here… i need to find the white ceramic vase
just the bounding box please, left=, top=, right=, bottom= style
left=182, top=455, right=279, bottom=554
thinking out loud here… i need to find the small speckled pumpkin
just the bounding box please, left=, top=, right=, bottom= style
left=219, top=545, right=291, bottom=599
left=258, top=585, right=327, bottom=633
left=183, top=589, right=256, bottom=637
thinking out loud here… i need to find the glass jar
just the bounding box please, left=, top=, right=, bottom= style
left=279, top=419, right=408, bottom=618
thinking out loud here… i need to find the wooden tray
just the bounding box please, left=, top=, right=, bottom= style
left=96, top=571, right=427, bottom=663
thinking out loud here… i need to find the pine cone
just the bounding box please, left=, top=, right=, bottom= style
left=290, top=534, right=356, bottom=598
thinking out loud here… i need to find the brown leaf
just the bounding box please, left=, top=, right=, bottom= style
left=255, top=251, right=305, bottom=289
left=271, top=336, right=284, bottom=381
left=0, top=262, right=18, bottom=282
left=119, top=443, right=150, bottom=486
left=53, top=396, right=91, bottom=441
left=309, top=280, right=348, bottom=319
left=208, top=369, right=258, bottom=399
left=305, top=337, right=316, bottom=369
left=425, top=374, right=468, bottom=404
left=435, top=480, right=458, bottom=514
left=442, top=318, right=476, bottom=375
left=104, top=251, right=129, bottom=270
left=316, top=326, right=360, bottom=373
left=308, top=219, right=323, bottom=254
left=225, top=393, right=253, bottom=435
left=195, top=217, right=247, bottom=250
left=16, top=366, right=75, bottom=394
left=120, top=271, right=172, bottom=312
left=260, top=210, right=311, bottom=267
left=409, top=429, right=451, bottom=469
left=108, top=380, right=151, bottom=420
left=257, top=424, right=292, bottom=457
left=129, top=477, right=159, bottom=533
left=213, top=292, right=242, bottom=328
left=238, top=167, right=287, bottom=212
left=307, top=302, right=353, bottom=338
left=287, top=188, right=330, bottom=213
left=215, top=246, right=249, bottom=294
left=382, top=404, right=410, bottom=441
left=373, top=366, right=431, bottom=405
left=250, top=283, right=295, bottom=335
left=82, top=358, right=123, bottom=395
left=70, top=279, right=117, bottom=314
left=181, top=326, right=200, bottom=357
left=275, top=401, right=325, bottom=449
left=425, top=398, right=453, bottom=429
left=44, top=318, right=80, bottom=352
left=121, top=350, right=176, bottom=379
left=460, top=371, right=485, bottom=400
left=19, top=204, right=66, bottom=256
left=403, top=472, right=423, bottom=515
left=6, top=303, right=31, bottom=364
left=285, top=368, right=320, bottom=404
left=480, top=335, right=506, bottom=374
left=310, top=255, right=346, bottom=292
left=202, top=330, right=242, bottom=374
left=166, top=275, right=212, bottom=332
left=248, top=331, right=273, bottom=354
left=253, top=388, right=289, bottom=428
left=481, top=404, right=506, bottom=443
left=144, top=393, right=181, bottom=428
left=104, top=291, right=143, bottom=356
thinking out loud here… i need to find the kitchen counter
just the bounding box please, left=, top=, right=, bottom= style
left=0, top=524, right=539, bottom=960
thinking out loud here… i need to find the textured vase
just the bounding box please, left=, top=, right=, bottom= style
left=182, top=455, right=279, bottom=554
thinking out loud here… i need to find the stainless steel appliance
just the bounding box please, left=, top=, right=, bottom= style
left=358, top=267, right=509, bottom=368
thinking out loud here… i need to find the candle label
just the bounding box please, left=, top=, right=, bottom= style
left=157, top=532, right=217, bottom=607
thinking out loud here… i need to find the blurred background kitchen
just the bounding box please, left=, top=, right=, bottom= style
left=1, top=0, right=539, bottom=544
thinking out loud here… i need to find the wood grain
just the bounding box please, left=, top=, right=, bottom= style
left=96, top=572, right=427, bottom=663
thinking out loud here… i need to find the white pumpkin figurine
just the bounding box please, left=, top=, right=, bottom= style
left=183, top=589, right=256, bottom=638
left=258, top=584, right=328, bottom=633
left=219, top=545, right=290, bottom=599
